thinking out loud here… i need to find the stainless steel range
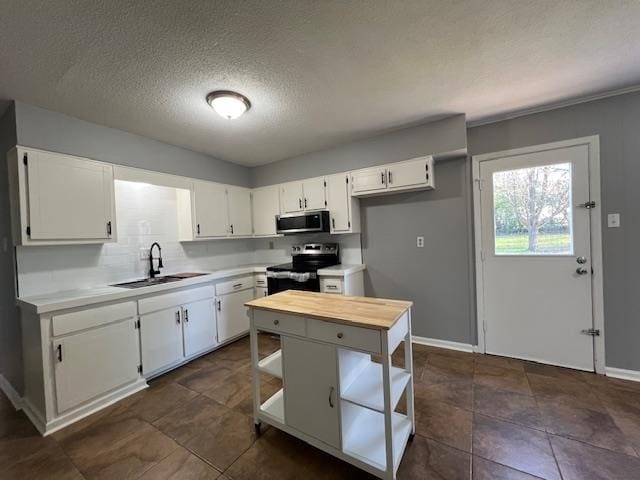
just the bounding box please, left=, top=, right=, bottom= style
left=266, top=243, right=339, bottom=295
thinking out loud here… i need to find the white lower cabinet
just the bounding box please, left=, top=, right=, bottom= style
left=53, top=318, right=139, bottom=413
left=216, top=288, right=254, bottom=343
left=282, top=336, right=340, bottom=448
left=183, top=298, right=217, bottom=357
left=140, top=307, right=184, bottom=375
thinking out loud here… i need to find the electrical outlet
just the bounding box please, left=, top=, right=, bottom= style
left=139, top=248, right=150, bottom=260
left=417, top=236, right=424, bottom=248
left=608, top=213, right=621, bottom=228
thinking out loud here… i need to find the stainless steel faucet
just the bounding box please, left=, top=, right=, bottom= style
left=149, top=242, right=163, bottom=278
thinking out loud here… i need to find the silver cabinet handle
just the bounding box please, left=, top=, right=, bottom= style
left=175, top=310, right=181, bottom=324
left=329, top=386, right=334, bottom=408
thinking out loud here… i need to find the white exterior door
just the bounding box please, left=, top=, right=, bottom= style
left=477, top=143, right=595, bottom=371
left=280, top=182, right=304, bottom=214
left=216, top=289, right=253, bottom=342
left=282, top=336, right=340, bottom=448
left=140, top=308, right=184, bottom=375
left=326, top=173, right=351, bottom=232
left=302, top=177, right=326, bottom=211
left=227, top=186, right=252, bottom=236
left=351, top=166, right=387, bottom=195
left=193, top=181, right=228, bottom=237
left=26, top=150, right=115, bottom=241
left=53, top=319, right=139, bottom=412
left=252, top=186, right=280, bottom=236
left=183, top=299, right=217, bottom=357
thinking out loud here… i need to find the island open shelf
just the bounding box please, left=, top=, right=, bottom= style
left=247, top=290, right=415, bottom=480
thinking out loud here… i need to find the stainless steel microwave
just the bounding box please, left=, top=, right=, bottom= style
left=275, top=210, right=330, bottom=235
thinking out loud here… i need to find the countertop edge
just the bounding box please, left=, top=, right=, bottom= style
left=316, top=264, right=366, bottom=276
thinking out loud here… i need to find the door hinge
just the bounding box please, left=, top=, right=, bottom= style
left=580, top=201, right=596, bottom=209
left=23, top=153, right=28, bottom=165
left=137, top=364, right=143, bottom=374
left=134, top=319, right=140, bottom=329
left=581, top=328, right=601, bottom=337
left=26, top=226, right=31, bottom=236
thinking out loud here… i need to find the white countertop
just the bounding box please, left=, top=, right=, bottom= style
left=316, top=264, right=366, bottom=276
left=18, top=263, right=366, bottom=314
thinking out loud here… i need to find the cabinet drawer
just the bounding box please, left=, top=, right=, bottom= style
left=52, top=301, right=137, bottom=336
left=216, top=276, right=254, bottom=295
left=321, top=277, right=343, bottom=294
left=254, top=273, right=267, bottom=288
left=307, top=319, right=381, bottom=353
left=253, top=310, right=306, bottom=336
left=139, top=286, right=214, bottom=315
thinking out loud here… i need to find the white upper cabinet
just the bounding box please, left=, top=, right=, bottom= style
left=326, top=173, right=360, bottom=233
left=351, top=165, right=388, bottom=196
left=302, top=177, right=327, bottom=211
left=386, top=156, right=435, bottom=191
left=252, top=186, right=280, bottom=236
left=280, top=181, right=304, bottom=214
left=9, top=147, right=117, bottom=245
left=351, top=156, right=434, bottom=197
left=227, top=186, right=252, bottom=236
left=193, top=180, right=229, bottom=238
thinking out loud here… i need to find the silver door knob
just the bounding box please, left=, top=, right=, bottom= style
left=576, top=267, right=589, bottom=275
left=576, top=256, right=587, bottom=264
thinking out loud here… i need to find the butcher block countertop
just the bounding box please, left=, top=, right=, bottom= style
left=245, top=290, right=412, bottom=330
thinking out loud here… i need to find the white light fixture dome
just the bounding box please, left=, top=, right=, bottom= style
left=207, top=90, right=251, bottom=119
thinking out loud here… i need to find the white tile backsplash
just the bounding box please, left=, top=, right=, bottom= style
left=16, top=180, right=362, bottom=297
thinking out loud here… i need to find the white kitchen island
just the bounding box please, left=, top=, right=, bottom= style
left=246, top=290, right=415, bottom=480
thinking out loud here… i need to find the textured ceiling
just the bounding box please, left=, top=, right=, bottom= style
left=2, top=1, right=640, bottom=166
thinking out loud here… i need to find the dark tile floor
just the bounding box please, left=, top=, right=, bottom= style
left=2, top=336, right=640, bottom=479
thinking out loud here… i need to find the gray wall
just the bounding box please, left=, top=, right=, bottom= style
left=252, top=115, right=474, bottom=342
left=468, top=91, right=640, bottom=371
left=0, top=103, right=21, bottom=391
left=251, top=115, right=467, bottom=187
left=15, top=102, right=251, bottom=187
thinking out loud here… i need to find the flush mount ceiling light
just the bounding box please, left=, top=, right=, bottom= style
left=206, top=90, right=251, bottom=119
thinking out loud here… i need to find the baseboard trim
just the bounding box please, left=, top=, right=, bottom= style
left=412, top=335, right=474, bottom=353
left=0, top=374, right=22, bottom=410
left=606, top=367, right=640, bottom=383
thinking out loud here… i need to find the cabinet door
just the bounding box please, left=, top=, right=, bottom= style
left=227, top=186, right=252, bottom=236
left=53, top=319, right=139, bottom=412
left=302, top=177, right=326, bottom=211
left=26, top=149, right=115, bottom=241
left=183, top=299, right=217, bottom=357
left=326, top=173, right=351, bottom=232
left=387, top=156, right=433, bottom=191
left=255, top=286, right=268, bottom=298
left=252, top=186, right=280, bottom=236
left=282, top=336, right=340, bottom=448
left=351, top=166, right=387, bottom=195
left=216, top=289, right=253, bottom=343
left=280, top=182, right=304, bottom=214
left=140, top=308, right=184, bottom=375
left=193, top=180, right=229, bottom=237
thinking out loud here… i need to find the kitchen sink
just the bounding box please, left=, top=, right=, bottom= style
left=111, top=272, right=208, bottom=289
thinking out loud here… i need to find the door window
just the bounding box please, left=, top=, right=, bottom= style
left=493, top=162, right=573, bottom=255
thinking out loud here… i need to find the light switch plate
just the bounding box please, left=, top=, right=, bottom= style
left=417, top=236, right=424, bottom=248
left=608, top=213, right=621, bottom=228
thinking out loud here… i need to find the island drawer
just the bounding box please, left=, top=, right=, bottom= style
left=253, top=310, right=306, bottom=336
left=307, top=319, right=381, bottom=354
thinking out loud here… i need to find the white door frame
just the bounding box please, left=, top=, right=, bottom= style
left=472, top=136, right=605, bottom=374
